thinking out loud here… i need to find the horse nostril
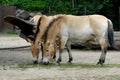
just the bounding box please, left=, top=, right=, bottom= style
left=43, top=61, right=49, bottom=65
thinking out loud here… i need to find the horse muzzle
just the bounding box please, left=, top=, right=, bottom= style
left=42, top=57, right=50, bottom=65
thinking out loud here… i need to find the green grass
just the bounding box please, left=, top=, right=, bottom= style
left=25, top=75, right=120, bottom=80
left=15, top=63, right=120, bottom=70
left=5, top=30, right=18, bottom=35
left=12, top=63, right=120, bottom=80
left=26, top=78, right=51, bottom=80
left=83, top=47, right=92, bottom=50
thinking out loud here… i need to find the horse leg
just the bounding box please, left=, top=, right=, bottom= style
left=50, top=43, right=57, bottom=62
left=97, top=37, right=108, bottom=66
left=56, top=42, right=63, bottom=64
left=56, top=47, right=62, bottom=64
left=53, top=43, right=57, bottom=60
left=41, top=43, right=43, bottom=61
left=57, top=37, right=67, bottom=65
left=66, top=40, right=73, bottom=64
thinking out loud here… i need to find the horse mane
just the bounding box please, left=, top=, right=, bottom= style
left=43, top=16, right=62, bottom=43
left=34, top=16, right=42, bottom=41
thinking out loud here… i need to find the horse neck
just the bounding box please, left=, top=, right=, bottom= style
left=47, top=23, right=59, bottom=43
left=44, top=16, right=62, bottom=44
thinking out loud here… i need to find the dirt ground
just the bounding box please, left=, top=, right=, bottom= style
left=0, top=48, right=120, bottom=80
left=0, top=34, right=120, bottom=80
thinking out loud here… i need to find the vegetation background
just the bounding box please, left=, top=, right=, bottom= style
left=0, top=0, right=120, bottom=31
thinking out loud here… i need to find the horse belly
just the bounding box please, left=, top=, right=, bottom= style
left=69, top=26, right=95, bottom=45
left=70, top=34, right=94, bottom=44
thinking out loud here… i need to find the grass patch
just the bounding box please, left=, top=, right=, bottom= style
left=5, top=30, right=18, bottom=35
left=25, top=75, right=120, bottom=80
left=59, top=63, right=120, bottom=69
left=17, top=63, right=55, bottom=70
left=83, top=46, right=92, bottom=50
left=26, top=78, right=53, bottom=80
left=16, top=63, right=120, bottom=70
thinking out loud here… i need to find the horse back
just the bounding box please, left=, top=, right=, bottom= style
left=61, top=15, right=108, bottom=37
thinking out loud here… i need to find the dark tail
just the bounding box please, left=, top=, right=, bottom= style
left=107, top=19, right=119, bottom=50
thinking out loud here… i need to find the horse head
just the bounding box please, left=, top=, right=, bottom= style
left=42, top=40, right=56, bottom=65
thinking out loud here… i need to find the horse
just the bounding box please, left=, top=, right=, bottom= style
left=42, top=14, right=118, bottom=66
left=30, top=14, right=65, bottom=63
left=31, top=14, right=73, bottom=64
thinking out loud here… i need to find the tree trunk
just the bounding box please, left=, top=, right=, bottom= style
left=119, top=6, right=120, bottom=27
left=72, top=0, right=74, bottom=9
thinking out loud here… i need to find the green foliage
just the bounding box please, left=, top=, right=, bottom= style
left=0, top=0, right=45, bottom=13
left=0, top=0, right=18, bottom=6
left=0, top=0, right=119, bottom=30
left=0, top=0, right=112, bottom=15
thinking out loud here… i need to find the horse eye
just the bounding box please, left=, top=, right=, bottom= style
left=46, top=49, right=49, bottom=52
left=47, top=43, right=50, bottom=46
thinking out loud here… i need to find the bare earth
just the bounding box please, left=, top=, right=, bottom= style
left=0, top=34, right=120, bottom=80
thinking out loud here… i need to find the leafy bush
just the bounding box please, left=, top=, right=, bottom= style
left=0, top=0, right=119, bottom=30
left=0, top=0, right=111, bottom=15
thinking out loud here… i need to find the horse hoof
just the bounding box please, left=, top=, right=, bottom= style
left=69, top=58, right=73, bottom=61
left=97, top=59, right=105, bottom=66
left=97, top=62, right=103, bottom=66
left=57, top=58, right=61, bottom=63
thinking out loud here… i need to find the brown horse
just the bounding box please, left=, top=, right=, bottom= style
left=30, top=14, right=64, bottom=63
left=42, top=14, right=117, bottom=66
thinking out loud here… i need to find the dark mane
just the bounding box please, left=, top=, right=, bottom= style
left=34, top=16, right=42, bottom=41
left=43, top=16, right=61, bottom=43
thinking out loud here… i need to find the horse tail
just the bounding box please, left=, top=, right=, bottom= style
left=107, top=19, right=119, bottom=50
